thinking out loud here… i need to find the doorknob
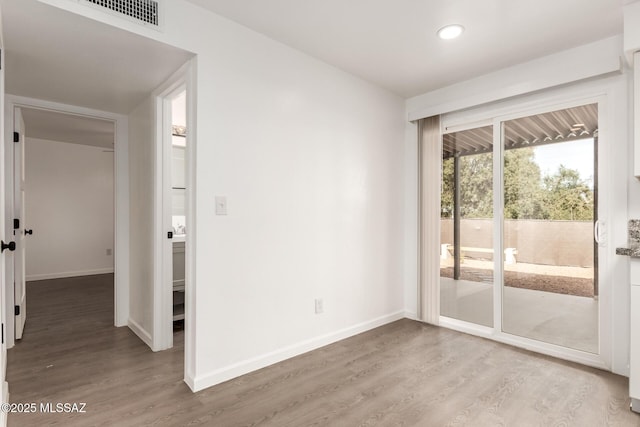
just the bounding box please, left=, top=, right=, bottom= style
left=1, top=241, right=16, bottom=253
left=24, top=229, right=32, bottom=235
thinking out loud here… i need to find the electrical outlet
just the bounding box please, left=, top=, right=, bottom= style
left=106, top=249, right=112, bottom=256
left=315, top=298, right=324, bottom=314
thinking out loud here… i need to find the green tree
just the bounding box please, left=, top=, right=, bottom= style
left=441, top=157, right=454, bottom=218
left=459, top=153, right=493, bottom=218
left=441, top=146, right=593, bottom=221
left=503, top=147, right=547, bottom=219
left=543, top=165, right=593, bottom=220
left=441, top=153, right=493, bottom=219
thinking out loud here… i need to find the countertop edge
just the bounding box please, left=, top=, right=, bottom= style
left=617, top=247, right=639, bottom=257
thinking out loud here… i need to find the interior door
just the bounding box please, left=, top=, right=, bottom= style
left=13, top=107, right=26, bottom=340
left=0, top=21, right=9, bottom=417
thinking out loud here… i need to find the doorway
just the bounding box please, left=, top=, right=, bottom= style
left=154, top=66, right=194, bottom=354
left=169, top=90, right=187, bottom=340
left=3, top=97, right=126, bottom=348
left=439, top=102, right=601, bottom=357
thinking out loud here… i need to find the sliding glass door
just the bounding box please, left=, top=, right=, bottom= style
left=440, top=126, right=494, bottom=327
left=440, top=103, right=599, bottom=355
left=501, top=104, right=598, bottom=353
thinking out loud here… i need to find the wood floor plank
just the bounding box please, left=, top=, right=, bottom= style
left=6, top=274, right=640, bottom=426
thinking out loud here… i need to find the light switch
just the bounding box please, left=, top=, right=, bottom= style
left=215, top=196, right=227, bottom=215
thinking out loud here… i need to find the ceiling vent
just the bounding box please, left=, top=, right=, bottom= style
left=82, top=0, right=162, bottom=29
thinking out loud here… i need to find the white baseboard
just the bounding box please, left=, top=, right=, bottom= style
left=128, top=318, right=153, bottom=350
left=26, top=268, right=114, bottom=282
left=0, top=381, right=7, bottom=427
left=404, top=310, right=418, bottom=320
left=192, top=310, right=406, bottom=392
left=184, top=374, right=196, bottom=392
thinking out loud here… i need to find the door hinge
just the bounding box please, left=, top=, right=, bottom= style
left=167, top=231, right=173, bottom=239
left=13, top=132, right=19, bottom=143
left=1, top=323, right=4, bottom=344
left=14, top=305, right=20, bottom=316
left=13, top=218, right=19, bottom=230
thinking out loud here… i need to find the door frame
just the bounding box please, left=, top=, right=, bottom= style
left=151, top=58, right=196, bottom=386
left=3, top=95, right=129, bottom=348
left=13, top=107, right=25, bottom=340
left=0, top=19, right=9, bottom=425
left=436, top=77, right=625, bottom=373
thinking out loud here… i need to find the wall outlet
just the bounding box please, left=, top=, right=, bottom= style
left=315, top=298, right=323, bottom=314
left=106, top=249, right=112, bottom=256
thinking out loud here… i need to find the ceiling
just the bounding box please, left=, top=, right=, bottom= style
left=185, top=0, right=623, bottom=98
left=1, top=0, right=194, bottom=115
left=443, top=104, right=598, bottom=159
left=0, top=0, right=626, bottom=118
left=21, top=108, right=115, bottom=149
left=2, top=0, right=193, bottom=150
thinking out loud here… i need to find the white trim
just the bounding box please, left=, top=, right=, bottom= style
left=26, top=268, right=115, bottom=282
left=150, top=57, right=196, bottom=392
left=127, top=318, right=153, bottom=349
left=0, top=23, right=7, bottom=420
left=183, top=58, right=197, bottom=387
left=191, top=311, right=406, bottom=392
left=0, top=381, right=7, bottom=427
left=443, top=119, right=493, bottom=134
left=3, top=95, right=130, bottom=347
left=151, top=61, right=193, bottom=353
left=184, top=373, right=196, bottom=392
left=492, top=117, right=504, bottom=333
left=403, top=310, right=418, bottom=320
left=624, top=2, right=640, bottom=64
left=634, top=52, right=640, bottom=177
left=407, top=36, right=623, bottom=122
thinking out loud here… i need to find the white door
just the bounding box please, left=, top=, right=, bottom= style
left=13, top=107, right=26, bottom=340
left=0, top=18, right=10, bottom=419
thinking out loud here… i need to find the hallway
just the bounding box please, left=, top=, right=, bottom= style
left=7, top=274, right=186, bottom=426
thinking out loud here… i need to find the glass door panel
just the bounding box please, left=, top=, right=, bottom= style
left=501, top=104, right=598, bottom=353
left=440, top=126, right=494, bottom=327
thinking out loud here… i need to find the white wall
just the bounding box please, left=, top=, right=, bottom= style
left=115, top=13, right=408, bottom=371
left=127, top=96, right=155, bottom=345
left=104, top=1, right=404, bottom=389
left=25, top=137, right=113, bottom=280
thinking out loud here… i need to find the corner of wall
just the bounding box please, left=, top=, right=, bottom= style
left=128, top=318, right=153, bottom=350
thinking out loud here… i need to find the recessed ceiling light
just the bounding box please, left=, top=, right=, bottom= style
left=437, top=24, right=465, bottom=40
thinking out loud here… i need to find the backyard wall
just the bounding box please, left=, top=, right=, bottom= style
left=440, top=218, right=593, bottom=267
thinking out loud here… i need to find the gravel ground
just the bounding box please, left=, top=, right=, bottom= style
left=440, top=267, right=595, bottom=298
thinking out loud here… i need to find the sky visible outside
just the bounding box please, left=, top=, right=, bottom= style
left=533, top=138, right=594, bottom=188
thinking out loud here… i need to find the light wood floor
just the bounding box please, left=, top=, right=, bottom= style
left=7, top=274, right=640, bottom=426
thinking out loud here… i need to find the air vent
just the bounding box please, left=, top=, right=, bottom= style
left=83, top=0, right=160, bottom=27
